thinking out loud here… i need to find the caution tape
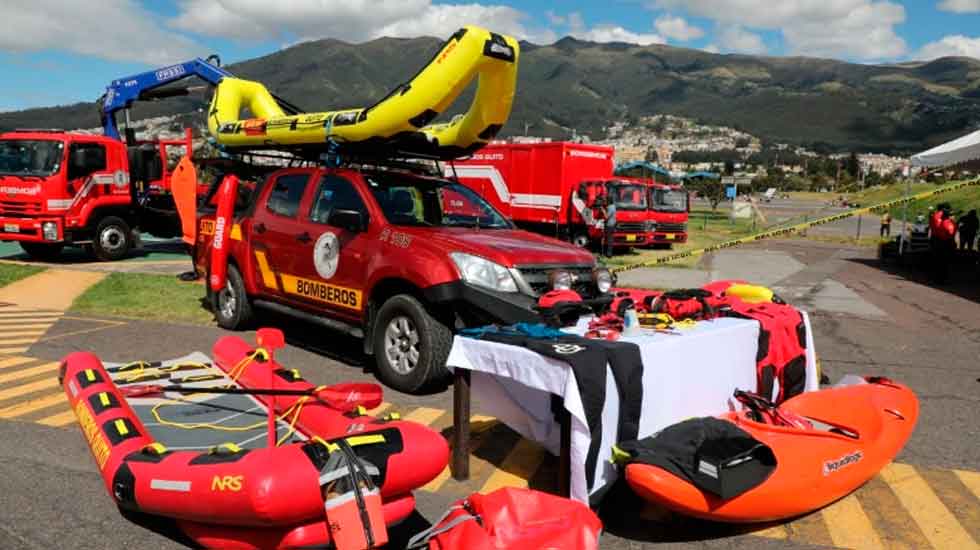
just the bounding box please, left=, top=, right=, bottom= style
left=612, top=179, right=980, bottom=273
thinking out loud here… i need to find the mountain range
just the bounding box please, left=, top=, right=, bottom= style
left=3, top=35, right=980, bottom=154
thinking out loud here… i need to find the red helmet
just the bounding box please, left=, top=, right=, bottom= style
left=538, top=289, right=583, bottom=309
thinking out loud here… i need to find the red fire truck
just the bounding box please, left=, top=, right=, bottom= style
left=449, top=141, right=651, bottom=249
left=0, top=129, right=193, bottom=260
left=614, top=161, right=689, bottom=247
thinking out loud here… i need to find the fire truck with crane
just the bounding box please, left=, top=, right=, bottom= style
left=0, top=56, right=237, bottom=261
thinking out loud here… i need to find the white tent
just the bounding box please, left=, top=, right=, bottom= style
left=911, top=128, right=980, bottom=168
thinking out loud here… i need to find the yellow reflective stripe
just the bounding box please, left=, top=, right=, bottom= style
left=84, top=369, right=95, bottom=382
left=145, top=442, right=168, bottom=455
left=356, top=405, right=367, bottom=416
left=345, top=434, right=385, bottom=447
left=253, top=250, right=279, bottom=290
left=99, top=393, right=110, bottom=407
left=230, top=223, right=242, bottom=241
left=114, top=419, right=129, bottom=436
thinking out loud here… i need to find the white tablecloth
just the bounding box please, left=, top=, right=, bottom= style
left=447, top=314, right=818, bottom=503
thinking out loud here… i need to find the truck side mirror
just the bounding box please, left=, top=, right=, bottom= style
left=328, top=209, right=367, bottom=233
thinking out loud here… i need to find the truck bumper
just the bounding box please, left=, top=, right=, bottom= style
left=424, top=281, right=540, bottom=326
left=0, top=217, right=63, bottom=243
left=649, top=231, right=687, bottom=244
left=613, top=232, right=648, bottom=246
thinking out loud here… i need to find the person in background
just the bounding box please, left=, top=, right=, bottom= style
left=931, top=205, right=956, bottom=283
left=958, top=209, right=978, bottom=252
left=602, top=195, right=617, bottom=258
left=880, top=211, right=892, bottom=237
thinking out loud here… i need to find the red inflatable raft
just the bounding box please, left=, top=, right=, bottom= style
left=59, top=333, right=449, bottom=549
left=625, top=377, right=918, bottom=522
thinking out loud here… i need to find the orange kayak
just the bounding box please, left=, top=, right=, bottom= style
left=625, top=378, right=918, bottom=522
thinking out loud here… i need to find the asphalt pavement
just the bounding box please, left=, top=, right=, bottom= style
left=0, top=238, right=978, bottom=549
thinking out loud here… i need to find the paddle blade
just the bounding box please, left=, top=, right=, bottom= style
left=120, top=385, right=167, bottom=398
left=317, top=383, right=384, bottom=412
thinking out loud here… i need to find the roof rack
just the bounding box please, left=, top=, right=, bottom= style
left=11, top=128, right=67, bottom=133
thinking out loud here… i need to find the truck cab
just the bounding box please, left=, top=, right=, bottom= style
left=0, top=129, right=193, bottom=261
left=197, top=163, right=612, bottom=393
left=647, top=182, right=689, bottom=246
left=576, top=179, right=651, bottom=248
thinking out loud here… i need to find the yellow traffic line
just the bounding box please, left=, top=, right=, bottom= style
left=0, top=322, right=57, bottom=328
left=0, top=377, right=60, bottom=402
left=479, top=438, right=547, bottom=494
left=36, top=409, right=78, bottom=427
left=0, top=357, right=34, bottom=370
left=956, top=469, right=980, bottom=500
left=821, top=494, right=884, bottom=550
left=0, top=361, right=59, bottom=385
left=402, top=407, right=445, bottom=426
left=367, top=402, right=392, bottom=416
left=879, top=462, right=977, bottom=549
left=0, top=312, right=63, bottom=319
left=420, top=414, right=500, bottom=493
left=751, top=525, right=789, bottom=539
left=0, top=391, right=66, bottom=418
left=0, top=330, right=48, bottom=338
left=0, top=337, right=45, bottom=345
left=0, top=346, right=29, bottom=355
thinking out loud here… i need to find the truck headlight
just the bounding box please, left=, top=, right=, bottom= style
left=41, top=222, right=58, bottom=241
left=450, top=252, right=518, bottom=293
left=549, top=270, right=574, bottom=291
left=594, top=268, right=614, bottom=294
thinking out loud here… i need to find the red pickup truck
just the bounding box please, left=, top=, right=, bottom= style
left=195, top=162, right=612, bottom=393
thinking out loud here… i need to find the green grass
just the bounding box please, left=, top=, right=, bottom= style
left=0, top=263, right=45, bottom=287
left=603, top=208, right=758, bottom=269
left=71, top=272, right=213, bottom=325
left=842, top=181, right=980, bottom=221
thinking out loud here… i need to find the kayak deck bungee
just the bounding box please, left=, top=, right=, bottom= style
left=624, top=377, right=918, bottom=522
left=59, top=335, right=449, bottom=549
left=208, top=25, right=519, bottom=159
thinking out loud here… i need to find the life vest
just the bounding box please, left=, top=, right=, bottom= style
left=648, top=288, right=719, bottom=321
left=721, top=299, right=808, bottom=403
left=935, top=217, right=956, bottom=241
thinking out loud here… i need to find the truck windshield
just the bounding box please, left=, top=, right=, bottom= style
left=365, top=173, right=512, bottom=229
left=651, top=188, right=688, bottom=212
left=0, top=140, right=63, bottom=177
left=612, top=184, right=648, bottom=210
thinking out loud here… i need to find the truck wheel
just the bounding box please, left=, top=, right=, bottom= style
left=372, top=294, right=452, bottom=393
left=571, top=232, right=590, bottom=248
left=92, top=216, right=133, bottom=261
left=213, top=265, right=253, bottom=330
left=20, top=242, right=64, bottom=261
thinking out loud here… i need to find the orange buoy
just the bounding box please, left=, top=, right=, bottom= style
left=625, top=378, right=918, bottom=522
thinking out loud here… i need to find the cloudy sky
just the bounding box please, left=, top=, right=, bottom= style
left=2, top=0, right=980, bottom=110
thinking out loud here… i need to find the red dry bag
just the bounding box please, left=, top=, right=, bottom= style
left=407, top=488, right=602, bottom=550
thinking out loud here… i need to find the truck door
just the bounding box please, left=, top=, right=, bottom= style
left=249, top=171, right=313, bottom=302
left=286, top=173, right=371, bottom=320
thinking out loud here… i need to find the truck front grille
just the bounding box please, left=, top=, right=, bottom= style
left=657, top=222, right=687, bottom=233
left=515, top=264, right=596, bottom=297
left=0, top=199, right=44, bottom=217
left=616, top=222, right=647, bottom=233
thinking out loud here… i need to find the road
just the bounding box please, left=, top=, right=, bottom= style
left=0, top=239, right=977, bottom=549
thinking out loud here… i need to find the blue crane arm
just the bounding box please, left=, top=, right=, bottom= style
left=100, top=56, right=232, bottom=141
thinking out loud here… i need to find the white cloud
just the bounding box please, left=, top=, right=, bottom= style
left=654, top=15, right=704, bottom=42
left=563, top=11, right=665, bottom=45
left=717, top=25, right=767, bottom=55
left=917, top=35, right=980, bottom=60
left=172, top=0, right=556, bottom=44
left=938, top=0, right=980, bottom=13
left=0, top=0, right=201, bottom=64
left=651, top=0, right=907, bottom=60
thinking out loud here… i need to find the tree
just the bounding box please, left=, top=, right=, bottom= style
left=724, top=160, right=735, bottom=176
left=845, top=152, right=860, bottom=179
left=687, top=178, right=726, bottom=210
left=645, top=148, right=659, bottom=163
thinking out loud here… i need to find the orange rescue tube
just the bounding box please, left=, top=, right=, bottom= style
left=209, top=174, right=238, bottom=292
left=625, top=378, right=918, bottom=522
left=171, top=155, right=198, bottom=247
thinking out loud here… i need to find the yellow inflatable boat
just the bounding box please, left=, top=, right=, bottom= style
left=208, top=26, right=519, bottom=159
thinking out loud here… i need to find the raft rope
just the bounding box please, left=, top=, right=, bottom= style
left=146, top=350, right=327, bottom=446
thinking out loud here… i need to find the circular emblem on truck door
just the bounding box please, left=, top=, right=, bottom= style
left=313, top=232, right=340, bottom=279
